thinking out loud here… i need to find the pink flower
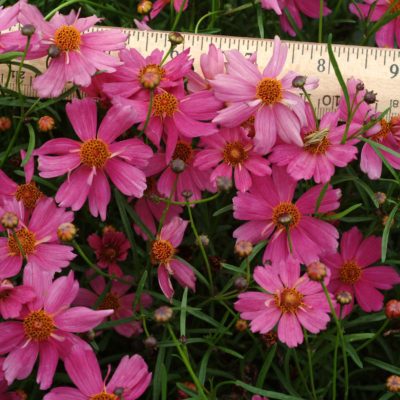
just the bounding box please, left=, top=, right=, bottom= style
left=74, top=275, right=153, bottom=338
left=322, top=227, right=400, bottom=318
left=211, top=37, right=307, bottom=154
left=20, top=6, right=126, bottom=97
left=36, top=98, right=153, bottom=220
left=194, top=127, right=271, bottom=192
left=148, top=0, right=189, bottom=20
left=233, top=166, right=341, bottom=265
left=150, top=217, right=196, bottom=300
left=87, top=229, right=130, bottom=277
left=0, top=271, right=113, bottom=389
left=270, top=106, right=358, bottom=183
left=261, top=0, right=331, bottom=36
left=0, top=280, right=35, bottom=319
left=235, top=258, right=332, bottom=347
left=0, top=197, right=75, bottom=279
left=103, top=48, right=193, bottom=99
left=350, top=0, right=400, bottom=48
left=44, top=346, right=151, bottom=400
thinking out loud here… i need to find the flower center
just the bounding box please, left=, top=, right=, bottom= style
left=80, top=139, right=111, bottom=168
left=303, top=129, right=331, bottom=154
left=138, top=64, right=165, bottom=89
left=101, top=246, right=118, bottom=263
left=90, top=393, right=119, bottom=400
left=390, top=0, right=400, bottom=13
left=15, top=182, right=43, bottom=209
left=151, top=239, right=175, bottom=264
left=371, top=119, right=391, bottom=142
left=54, top=25, right=81, bottom=52
left=23, top=310, right=55, bottom=341
left=98, top=292, right=120, bottom=311
left=339, top=260, right=362, bottom=284
left=152, top=92, right=179, bottom=117
left=223, top=142, right=248, bottom=167
left=272, top=202, right=301, bottom=230
left=256, top=78, right=283, bottom=106
left=274, top=288, right=304, bottom=313
left=8, top=228, right=36, bottom=256
left=172, top=141, right=193, bottom=164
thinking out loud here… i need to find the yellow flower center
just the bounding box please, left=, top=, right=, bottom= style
left=23, top=310, right=55, bottom=341
left=8, top=228, right=36, bottom=256
left=54, top=25, right=81, bottom=52
left=138, top=64, right=165, bottom=89
left=98, top=292, right=120, bottom=311
left=339, top=260, right=362, bottom=285
left=172, top=141, right=193, bottom=163
left=80, top=139, right=111, bottom=168
left=151, top=239, right=175, bottom=264
left=152, top=92, right=179, bottom=117
left=256, top=78, right=283, bottom=106
left=303, top=129, right=331, bottom=154
left=90, top=393, right=119, bottom=400
left=274, top=288, right=304, bottom=313
left=223, top=142, right=248, bottom=167
left=15, top=182, right=43, bottom=209
left=272, top=202, right=301, bottom=230
left=371, top=119, right=391, bottom=143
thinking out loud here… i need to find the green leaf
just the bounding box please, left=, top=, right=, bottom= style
left=360, top=137, right=400, bottom=160
left=0, top=52, right=24, bottom=62
left=346, top=342, right=363, bottom=368
left=198, top=348, right=213, bottom=385
left=124, top=201, right=155, bottom=240
left=132, top=270, right=148, bottom=313
left=234, top=381, right=305, bottom=400
left=256, top=4, right=265, bottom=38
left=153, top=337, right=166, bottom=400
left=212, top=204, right=232, bottom=217
left=256, top=345, right=277, bottom=387
left=180, top=287, right=188, bottom=337
left=21, top=123, right=35, bottom=167
left=381, top=204, right=399, bottom=262
left=320, top=203, right=362, bottom=220
left=365, top=357, right=400, bottom=375
left=314, top=183, right=329, bottom=214
left=161, top=363, right=168, bottom=400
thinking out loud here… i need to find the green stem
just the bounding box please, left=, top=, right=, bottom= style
left=302, top=87, right=319, bottom=129
left=303, top=329, right=318, bottom=400
left=356, top=319, right=390, bottom=352
left=293, top=349, right=313, bottom=399
left=139, top=89, right=154, bottom=136
left=332, top=327, right=340, bottom=400
left=154, top=192, right=220, bottom=206
left=318, top=0, right=324, bottom=43
left=158, top=176, right=178, bottom=233
left=171, top=0, right=188, bottom=31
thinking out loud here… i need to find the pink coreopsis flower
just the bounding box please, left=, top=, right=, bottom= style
left=233, top=166, right=341, bottom=265
left=350, top=0, right=400, bottom=48
left=74, top=275, right=153, bottom=337
left=103, top=48, right=193, bottom=99
left=36, top=98, right=153, bottom=220
left=0, top=197, right=75, bottom=279
left=261, top=0, right=331, bottom=37
left=235, top=258, right=332, bottom=347
left=322, top=227, right=400, bottom=318
left=19, top=5, right=127, bottom=97
left=194, top=127, right=271, bottom=192
left=212, top=37, right=308, bottom=153
left=0, top=271, right=113, bottom=390
left=44, top=346, right=151, bottom=400
left=270, top=106, right=358, bottom=183
left=0, top=280, right=35, bottom=319
left=150, top=217, right=196, bottom=300
left=87, top=229, right=130, bottom=277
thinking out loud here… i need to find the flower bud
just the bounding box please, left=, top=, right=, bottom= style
left=356, top=81, right=365, bottom=91
left=139, top=65, right=162, bottom=89
left=137, top=0, right=153, bottom=14
left=292, top=75, right=307, bottom=88
left=57, top=222, right=77, bottom=242
left=261, top=330, right=278, bottom=348
left=168, top=32, right=184, bottom=46
left=38, top=115, right=55, bottom=132
left=0, top=116, right=12, bottom=132
left=386, top=375, right=400, bottom=393
left=48, top=44, right=61, bottom=58
left=385, top=299, right=400, bottom=319
left=216, top=175, right=233, bottom=192
left=235, top=319, right=248, bottom=332
left=1, top=212, right=19, bottom=229
left=364, top=90, right=377, bottom=104
left=144, top=335, right=158, bottom=349
left=102, top=225, right=116, bottom=234
left=182, top=190, right=193, bottom=200
left=306, top=261, right=327, bottom=282
left=154, top=305, right=173, bottom=323
left=374, top=191, right=387, bottom=205
left=234, top=240, right=253, bottom=258
left=234, top=276, right=248, bottom=291
left=197, top=234, right=209, bottom=247
left=336, top=291, right=352, bottom=305
left=171, top=158, right=186, bottom=173
left=21, top=24, right=35, bottom=37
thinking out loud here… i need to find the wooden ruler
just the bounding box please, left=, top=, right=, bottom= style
left=1, top=28, right=400, bottom=118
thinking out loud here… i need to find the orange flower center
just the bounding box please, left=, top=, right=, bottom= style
left=272, top=202, right=301, bottom=230
left=303, top=129, right=331, bottom=154
left=90, top=393, right=119, bottom=400
left=8, top=228, right=36, bottom=256
left=80, top=139, right=111, bottom=168
left=138, top=64, right=165, bottom=89
left=151, top=239, right=175, bottom=263
left=172, top=141, right=193, bottom=163
left=54, top=25, right=81, bottom=52
left=98, top=292, right=120, bottom=311
left=339, top=260, right=362, bottom=284
left=23, top=310, right=55, bottom=341
left=389, top=0, right=400, bottom=13
left=152, top=92, right=179, bottom=117
left=15, top=182, right=43, bottom=209
left=371, top=119, right=391, bottom=142
left=223, top=142, right=248, bottom=167
left=256, top=78, right=283, bottom=105
left=274, top=288, right=304, bottom=313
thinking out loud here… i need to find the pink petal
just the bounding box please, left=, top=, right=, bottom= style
left=277, top=313, right=303, bottom=347
left=55, top=307, right=113, bottom=332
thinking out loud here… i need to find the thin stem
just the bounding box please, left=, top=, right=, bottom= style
left=332, top=327, right=340, bottom=400
left=139, top=89, right=154, bottom=136
left=157, top=176, right=178, bottom=233
left=318, top=0, right=324, bottom=43
left=303, top=329, right=318, bottom=400
left=17, top=36, right=31, bottom=95
left=154, top=192, right=220, bottom=206
left=293, top=349, right=313, bottom=399
left=302, top=87, right=319, bottom=129
left=171, top=0, right=188, bottom=31
left=356, top=319, right=390, bottom=352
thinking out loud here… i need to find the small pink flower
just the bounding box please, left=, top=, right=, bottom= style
left=0, top=197, right=75, bottom=279
left=150, top=217, right=196, bottom=300
left=350, top=0, right=400, bottom=48
left=87, top=230, right=130, bottom=277
left=74, top=275, right=153, bottom=338
left=270, top=106, right=358, bottom=183
left=233, top=166, right=341, bottom=265
left=235, top=258, right=332, bottom=348
left=194, top=127, right=271, bottom=192
left=212, top=36, right=307, bottom=153
left=0, top=271, right=113, bottom=390
left=322, top=227, right=400, bottom=318
left=0, top=280, right=35, bottom=319
left=44, top=346, right=151, bottom=400
left=36, top=98, right=153, bottom=220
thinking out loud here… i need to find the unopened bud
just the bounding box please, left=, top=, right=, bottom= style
left=306, top=261, right=327, bottom=282
left=57, top=222, right=77, bottom=242
left=102, top=225, right=116, bottom=234
left=154, top=305, right=173, bottom=323
left=234, top=240, right=253, bottom=258
left=0, top=116, right=12, bottom=132
left=386, top=375, right=400, bottom=393
left=182, top=190, right=193, bottom=200
left=235, top=319, right=248, bottom=332
left=261, top=331, right=278, bottom=348
left=216, top=175, right=233, bottom=192
left=383, top=214, right=395, bottom=227
left=137, top=0, right=153, bottom=14
left=140, top=65, right=162, bottom=89
left=171, top=158, right=185, bottom=173
left=1, top=212, right=19, bottom=229
left=197, top=234, right=209, bottom=247
left=21, top=24, right=35, bottom=37
left=364, top=90, right=377, bottom=104
left=144, top=335, right=158, bottom=349
left=385, top=299, right=400, bottom=319
left=234, top=276, right=248, bottom=291
left=38, top=115, right=55, bottom=132
left=336, top=291, right=352, bottom=305
left=375, top=191, right=387, bottom=205
left=168, top=32, right=184, bottom=46
left=292, top=75, right=307, bottom=88
left=356, top=81, right=365, bottom=91
left=48, top=44, right=61, bottom=58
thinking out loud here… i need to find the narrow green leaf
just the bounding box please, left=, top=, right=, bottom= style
left=180, top=287, right=188, bottom=338
left=132, top=270, right=148, bottom=313
left=314, top=182, right=329, bottom=214
left=382, top=204, right=399, bottom=262
left=198, top=348, right=213, bottom=385
left=0, top=52, right=24, bottom=62
left=234, top=380, right=305, bottom=400
left=153, top=337, right=166, bottom=400
left=365, top=358, right=400, bottom=375
left=212, top=204, right=233, bottom=217
left=256, top=345, right=277, bottom=387
left=256, top=4, right=265, bottom=38
left=346, top=342, right=363, bottom=368
left=321, top=203, right=362, bottom=220
left=21, top=123, right=35, bottom=167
